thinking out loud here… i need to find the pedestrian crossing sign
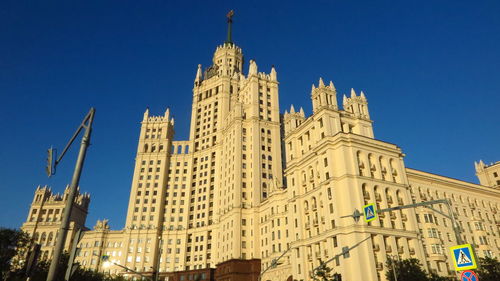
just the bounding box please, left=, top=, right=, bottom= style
left=363, top=203, right=377, bottom=222
left=450, top=244, right=477, bottom=271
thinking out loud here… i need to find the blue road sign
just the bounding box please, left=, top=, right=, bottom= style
left=460, top=270, right=478, bottom=281
left=450, top=244, right=477, bottom=271
left=363, top=203, right=377, bottom=222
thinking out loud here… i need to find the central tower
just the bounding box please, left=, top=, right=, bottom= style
left=123, top=11, right=284, bottom=273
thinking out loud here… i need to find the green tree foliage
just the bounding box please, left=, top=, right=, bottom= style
left=0, top=227, right=30, bottom=279
left=312, top=259, right=341, bottom=281
left=385, top=258, right=429, bottom=281
left=1, top=227, right=126, bottom=281
left=427, top=272, right=455, bottom=281
left=477, top=257, right=500, bottom=281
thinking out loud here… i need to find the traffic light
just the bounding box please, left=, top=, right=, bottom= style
left=46, top=147, right=56, bottom=177
left=342, top=246, right=350, bottom=258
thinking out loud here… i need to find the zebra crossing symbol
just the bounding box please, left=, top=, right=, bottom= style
left=450, top=244, right=477, bottom=271
left=363, top=203, right=377, bottom=222
left=458, top=250, right=472, bottom=265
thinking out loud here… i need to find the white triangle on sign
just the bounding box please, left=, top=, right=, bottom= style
left=366, top=208, right=374, bottom=218
left=457, top=250, right=472, bottom=265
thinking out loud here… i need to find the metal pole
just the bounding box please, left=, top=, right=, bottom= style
left=46, top=108, right=95, bottom=281
left=154, top=237, right=161, bottom=281
left=390, top=255, right=398, bottom=281
left=444, top=200, right=462, bottom=244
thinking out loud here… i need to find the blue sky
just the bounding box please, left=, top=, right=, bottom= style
left=1, top=0, right=499, bottom=230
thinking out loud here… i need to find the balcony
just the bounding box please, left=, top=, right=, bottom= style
left=373, top=244, right=380, bottom=251
left=313, top=219, right=319, bottom=226
left=390, top=213, right=397, bottom=220
left=402, top=214, right=408, bottom=221
left=324, top=249, right=329, bottom=257
left=307, top=254, right=312, bottom=261
left=321, top=216, right=325, bottom=224
left=387, top=197, right=393, bottom=204
left=409, top=248, right=415, bottom=255
left=386, top=246, right=392, bottom=253
left=376, top=262, right=383, bottom=270
left=363, top=192, right=370, bottom=200
left=315, top=251, right=321, bottom=257
left=379, top=212, right=385, bottom=218
left=305, top=222, right=310, bottom=229
left=398, top=247, right=404, bottom=254
left=375, top=193, right=382, bottom=201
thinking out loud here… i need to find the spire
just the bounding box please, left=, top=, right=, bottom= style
left=360, top=91, right=366, bottom=99
left=290, top=105, right=296, bottom=113
left=164, top=108, right=170, bottom=119
left=299, top=107, right=305, bottom=116
left=311, top=84, right=316, bottom=91
left=350, top=88, right=357, bottom=98
left=329, top=81, right=336, bottom=91
left=143, top=107, right=149, bottom=120
left=226, top=10, right=235, bottom=44
left=270, top=65, right=277, bottom=81
left=249, top=60, right=257, bottom=75
left=319, top=77, right=325, bottom=87
left=195, top=64, right=202, bottom=83
left=343, top=94, right=347, bottom=104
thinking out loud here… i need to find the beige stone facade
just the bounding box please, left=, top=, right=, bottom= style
left=476, top=160, right=500, bottom=188
left=21, top=185, right=90, bottom=261
left=23, top=29, right=500, bottom=281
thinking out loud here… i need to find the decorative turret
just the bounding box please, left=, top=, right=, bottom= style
left=194, top=64, right=203, bottom=86
left=248, top=59, right=257, bottom=75
left=342, top=88, right=370, bottom=119
left=206, top=11, right=243, bottom=79
left=139, top=108, right=175, bottom=154
left=311, top=78, right=338, bottom=113
left=270, top=65, right=277, bottom=81
left=475, top=160, right=500, bottom=188
left=283, top=104, right=306, bottom=135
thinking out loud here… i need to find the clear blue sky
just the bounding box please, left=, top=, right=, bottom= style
left=1, top=0, right=499, bottom=230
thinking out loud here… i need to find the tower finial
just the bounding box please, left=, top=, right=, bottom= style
left=226, top=10, right=235, bottom=44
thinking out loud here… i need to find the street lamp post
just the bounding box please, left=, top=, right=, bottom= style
left=46, top=108, right=95, bottom=281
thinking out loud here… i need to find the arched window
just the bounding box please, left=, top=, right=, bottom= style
left=368, top=154, right=375, bottom=178
left=304, top=200, right=309, bottom=210
left=144, top=144, right=148, bottom=153
left=396, top=190, right=403, bottom=205
left=356, top=151, right=364, bottom=176
left=312, top=197, right=317, bottom=209
left=47, top=232, right=54, bottom=246
left=40, top=232, right=47, bottom=246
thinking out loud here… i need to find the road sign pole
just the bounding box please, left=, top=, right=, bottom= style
left=46, top=108, right=95, bottom=281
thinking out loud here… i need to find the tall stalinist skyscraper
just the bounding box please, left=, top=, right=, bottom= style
left=20, top=12, right=498, bottom=281
left=121, top=11, right=284, bottom=273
